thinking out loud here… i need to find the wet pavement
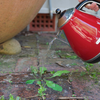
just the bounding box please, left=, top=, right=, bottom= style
left=0, top=32, right=100, bottom=100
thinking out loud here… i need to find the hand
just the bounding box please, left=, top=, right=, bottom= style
left=78, top=0, right=99, bottom=12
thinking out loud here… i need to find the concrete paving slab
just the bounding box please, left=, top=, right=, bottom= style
left=71, top=74, right=100, bottom=100
left=0, top=34, right=38, bottom=75
left=15, top=57, right=37, bottom=72
left=0, top=58, right=17, bottom=75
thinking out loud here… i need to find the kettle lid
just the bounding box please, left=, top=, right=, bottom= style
left=56, top=8, right=74, bottom=28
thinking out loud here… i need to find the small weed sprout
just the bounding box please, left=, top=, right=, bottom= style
left=0, top=94, right=21, bottom=100
left=80, top=63, right=99, bottom=80
left=26, top=66, right=70, bottom=99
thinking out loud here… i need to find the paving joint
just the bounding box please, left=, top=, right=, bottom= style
left=36, top=34, right=40, bottom=66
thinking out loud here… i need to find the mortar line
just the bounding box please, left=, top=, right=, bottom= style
left=68, top=77, right=76, bottom=97
left=36, top=33, right=40, bottom=66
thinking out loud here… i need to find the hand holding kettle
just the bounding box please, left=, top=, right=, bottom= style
left=78, top=0, right=100, bottom=11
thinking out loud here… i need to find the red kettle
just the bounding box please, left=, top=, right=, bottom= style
left=56, top=0, right=100, bottom=63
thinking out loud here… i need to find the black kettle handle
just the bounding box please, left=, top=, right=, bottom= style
left=76, top=0, right=100, bottom=10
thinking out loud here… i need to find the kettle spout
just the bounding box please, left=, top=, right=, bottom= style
left=56, top=8, right=74, bottom=28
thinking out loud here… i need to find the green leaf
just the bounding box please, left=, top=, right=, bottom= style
left=9, top=80, right=12, bottom=83
left=80, top=72, right=86, bottom=76
left=30, top=66, right=38, bottom=74
left=0, top=95, right=5, bottom=100
left=46, top=80, right=62, bottom=92
left=52, top=70, right=70, bottom=77
left=37, top=81, right=41, bottom=85
left=70, top=63, right=77, bottom=66
left=46, top=42, right=49, bottom=45
left=91, top=72, right=97, bottom=79
left=39, top=67, right=47, bottom=75
left=38, top=86, right=46, bottom=92
left=70, top=56, right=77, bottom=59
left=50, top=71, right=55, bottom=74
left=16, top=96, right=21, bottom=100
left=89, top=63, right=94, bottom=66
left=97, top=72, right=100, bottom=75
left=26, top=80, right=35, bottom=84
left=72, top=94, right=76, bottom=97
left=38, top=85, right=46, bottom=96
left=9, top=94, right=14, bottom=100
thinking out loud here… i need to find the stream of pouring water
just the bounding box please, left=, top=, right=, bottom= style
left=47, top=30, right=69, bottom=51
left=41, top=30, right=70, bottom=66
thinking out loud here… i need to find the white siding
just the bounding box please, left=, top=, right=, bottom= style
left=39, top=0, right=79, bottom=13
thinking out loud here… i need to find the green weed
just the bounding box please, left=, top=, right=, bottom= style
left=26, top=66, right=70, bottom=99
left=56, top=50, right=77, bottom=59
left=0, top=94, right=21, bottom=100
left=46, top=42, right=49, bottom=45
left=80, top=63, right=99, bottom=80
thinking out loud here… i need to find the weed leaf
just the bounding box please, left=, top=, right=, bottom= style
left=9, top=94, right=14, bottom=100
left=0, top=95, right=4, bottom=100
left=70, top=63, right=77, bottom=66
left=52, top=70, right=70, bottom=77
left=70, top=56, right=77, bottom=59
left=38, top=85, right=46, bottom=94
left=16, top=96, right=21, bottom=100
left=26, top=80, right=35, bottom=84
left=80, top=71, right=86, bottom=76
left=39, top=67, right=47, bottom=75
left=31, top=66, right=38, bottom=74
left=37, top=81, right=41, bottom=85
left=46, top=80, right=62, bottom=92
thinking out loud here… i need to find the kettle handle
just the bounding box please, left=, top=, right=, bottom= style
left=76, top=0, right=100, bottom=10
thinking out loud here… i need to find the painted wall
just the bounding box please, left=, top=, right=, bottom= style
left=39, top=0, right=100, bottom=17
left=39, top=0, right=79, bottom=13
